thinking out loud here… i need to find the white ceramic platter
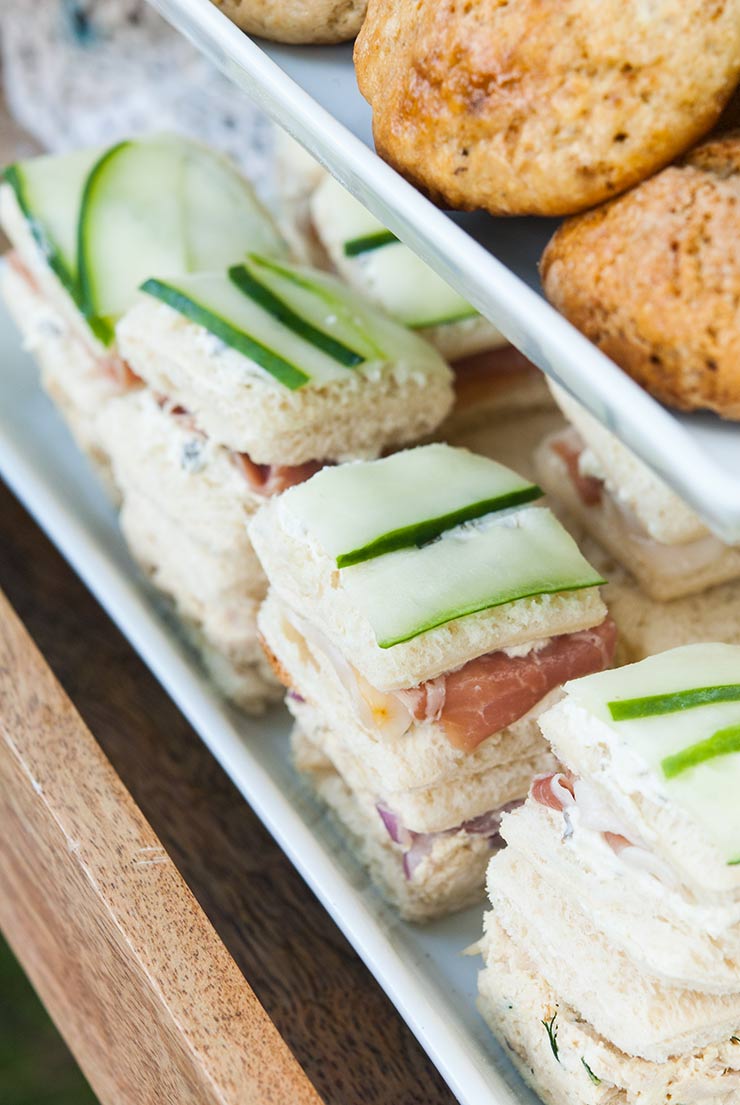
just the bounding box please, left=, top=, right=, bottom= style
left=145, top=0, right=740, bottom=542
left=0, top=290, right=541, bottom=1102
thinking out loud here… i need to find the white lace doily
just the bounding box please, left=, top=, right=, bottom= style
left=0, top=0, right=276, bottom=200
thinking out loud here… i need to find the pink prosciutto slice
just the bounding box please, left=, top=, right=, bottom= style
left=400, top=619, right=617, bottom=753
left=551, top=435, right=604, bottom=508
left=234, top=453, right=328, bottom=497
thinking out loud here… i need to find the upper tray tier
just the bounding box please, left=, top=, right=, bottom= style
left=149, top=0, right=740, bottom=542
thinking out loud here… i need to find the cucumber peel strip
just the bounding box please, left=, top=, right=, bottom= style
left=335, top=483, right=543, bottom=567
left=661, top=723, right=740, bottom=779
left=228, top=263, right=365, bottom=368
left=77, top=139, right=132, bottom=345
left=608, top=684, right=740, bottom=721
left=372, top=576, right=603, bottom=649
left=343, top=229, right=397, bottom=256
left=248, top=254, right=386, bottom=361
left=140, top=277, right=310, bottom=390
left=4, top=163, right=79, bottom=303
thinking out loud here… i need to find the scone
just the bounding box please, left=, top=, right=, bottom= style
left=354, top=0, right=740, bottom=216
left=211, top=0, right=366, bottom=43
left=542, top=132, right=740, bottom=419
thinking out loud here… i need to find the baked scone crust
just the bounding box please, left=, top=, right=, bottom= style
left=542, top=133, right=740, bottom=419
left=354, top=0, right=740, bottom=216
left=211, top=0, right=366, bottom=43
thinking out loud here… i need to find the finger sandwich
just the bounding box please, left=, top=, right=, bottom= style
left=535, top=383, right=740, bottom=660
left=104, top=258, right=453, bottom=710
left=249, top=443, right=615, bottom=919
left=0, top=133, right=285, bottom=492
left=478, top=643, right=740, bottom=1104
left=303, top=171, right=552, bottom=430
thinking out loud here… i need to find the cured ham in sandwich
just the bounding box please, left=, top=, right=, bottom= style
left=249, top=443, right=614, bottom=920
left=477, top=642, right=740, bottom=1105
left=535, top=382, right=740, bottom=662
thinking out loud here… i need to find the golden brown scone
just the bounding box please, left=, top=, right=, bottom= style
left=354, top=0, right=740, bottom=216
left=211, top=0, right=366, bottom=44
left=541, top=132, right=740, bottom=420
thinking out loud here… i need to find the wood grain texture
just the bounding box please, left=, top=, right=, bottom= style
left=0, top=477, right=459, bottom=1105
left=0, top=583, right=323, bottom=1105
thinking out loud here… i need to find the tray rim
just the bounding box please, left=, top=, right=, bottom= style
left=146, top=0, right=740, bottom=544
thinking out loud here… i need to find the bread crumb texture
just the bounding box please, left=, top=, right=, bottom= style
left=355, top=0, right=740, bottom=215
left=542, top=132, right=740, bottom=419
left=212, top=0, right=366, bottom=43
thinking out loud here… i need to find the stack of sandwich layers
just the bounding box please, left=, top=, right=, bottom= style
left=250, top=443, right=615, bottom=919
left=275, top=133, right=553, bottom=437
left=477, top=643, right=740, bottom=1105
left=1, top=135, right=454, bottom=711
left=536, top=384, right=740, bottom=662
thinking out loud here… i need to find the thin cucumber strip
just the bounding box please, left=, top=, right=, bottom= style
left=283, top=445, right=542, bottom=567
left=247, top=254, right=386, bottom=361
left=339, top=507, right=605, bottom=648
left=609, top=684, right=740, bottom=721
left=228, top=264, right=364, bottom=367
left=4, top=145, right=104, bottom=302
left=344, top=229, right=397, bottom=256
left=336, top=484, right=542, bottom=567
left=141, top=278, right=309, bottom=390
left=661, top=724, right=740, bottom=779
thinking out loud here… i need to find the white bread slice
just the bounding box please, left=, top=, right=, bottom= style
left=501, top=801, right=740, bottom=994
left=0, top=251, right=120, bottom=497
left=477, top=913, right=740, bottom=1105
left=259, top=589, right=558, bottom=806
left=549, top=383, right=708, bottom=546
left=585, top=540, right=740, bottom=665
left=0, top=183, right=107, bottom=355
left=290, top=693, right=554, bottom=833
left=535, top=431, right=740, bottom=601
left=250, top=496, right=607, bottom=692
left=99, top=389, right=264, bottom=573
left=292, top=725, right=494, bottom=921
left=488, top=846, right=740, bottom=1061
left=115, top=290, right=453, bottom=464
left=540, top=696, right=740, bottom=901
left=120, top=491, right=279, bottom=712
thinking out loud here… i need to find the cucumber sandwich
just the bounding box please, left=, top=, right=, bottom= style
left=478, top=643, right=740, bottom=1105
left=249, top=443, right=615, bottom=920
left=308, top=174, right=552, bottom=427
left=0, top=133, right=286, bottom=491
left=535, top=383, right=740, bottom=661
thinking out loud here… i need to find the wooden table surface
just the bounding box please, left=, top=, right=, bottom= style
left=0, top=476, right=458, bottom=1105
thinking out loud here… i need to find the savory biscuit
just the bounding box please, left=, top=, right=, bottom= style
left=542, top=133, right=740, bottom=419
left=211, top=0, right=366, bottom=43
left=354, top=0, right=740, bottom=216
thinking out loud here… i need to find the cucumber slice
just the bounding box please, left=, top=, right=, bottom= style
left=609, top=684, right=740, bottom=721
left=344, top=229, right=397, bottom=257
left=662, top=724, right=740, bottom=779
left=181, top=143, right=286, bottom=269
left=141, top=272, right=356, bottom=390
left=283, top=444, right=541, bottom=567
left=4, top=145, right=105, bottom=300
left=79, top=138, right=190, bottom=343
left=78, top=135, right=286, bottom=345
left=230, top=261, right=366, bottom=367
left=563, top=643, right=740, bottom=866
left=339, top=507, right=604, bottom=648
left=243, top=255, right=385, bottom=362
left=311, top=176, right=478, bottom=328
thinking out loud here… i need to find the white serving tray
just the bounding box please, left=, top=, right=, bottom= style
left=0, top=294, right=539, bottom=1103
left=147, top=0, right=740, bottom=543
